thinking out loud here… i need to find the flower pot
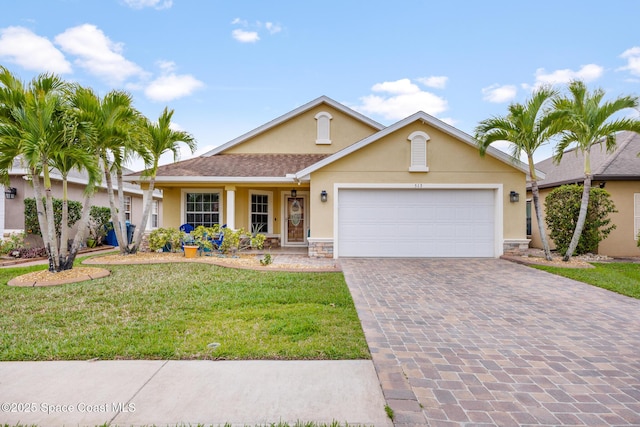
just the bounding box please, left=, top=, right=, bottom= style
left=183, top=245, right=199, bottom=258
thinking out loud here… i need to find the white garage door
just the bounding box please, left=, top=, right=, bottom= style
left=337, top=188, right=496, bottom=257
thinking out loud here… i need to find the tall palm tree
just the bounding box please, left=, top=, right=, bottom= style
left=69, top=86, right=148, bottom=254
left=0, top=69, right=88, bottom=271
left=553, top=80, right=640, bottom=261
left=47, top=126, right=100, bottom=269
left=130, top=107, right=196, bottom=252
left=475, top=86, right=561, bottom=261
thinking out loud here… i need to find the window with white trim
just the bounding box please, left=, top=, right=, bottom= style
left=634, top=193, right=640, bottom=240
left=151, top=200, right=159, bottom=228
left=315, top=112, right=332, bottom=145
left=124, top=196, right=132, bottom=221
left=185, top=192, right=220, bottom=227
left=407, top=131, right=430, bottom=172
left=249, top=191, right=272, bottom=234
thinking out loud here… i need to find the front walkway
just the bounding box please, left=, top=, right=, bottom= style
left=342, top=258, right=640, bottom=426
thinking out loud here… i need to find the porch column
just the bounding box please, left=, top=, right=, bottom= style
left=225, top=186, right=235, bottom=229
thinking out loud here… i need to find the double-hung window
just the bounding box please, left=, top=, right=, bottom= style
left=249, top=191, right=272, bottom=234
left=185, top=192, right=220, bottom=227
left=124, top=196, right=132, bottom=221
left=151, top=200, right=159, bottom=228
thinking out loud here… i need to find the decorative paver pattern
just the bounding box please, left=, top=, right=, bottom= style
left=342, top=258, right=640, bottom=427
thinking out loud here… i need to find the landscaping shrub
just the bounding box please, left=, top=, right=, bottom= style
left=88, top=206, right=112, bottom=245
left=0, top=232, right=25, bottom=255
left=545, top=184, right=617, bottom=255
left=24, top=197, right=82, bottom=236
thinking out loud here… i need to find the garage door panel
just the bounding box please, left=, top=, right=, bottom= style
left=338, top=189, right=496, bottom=257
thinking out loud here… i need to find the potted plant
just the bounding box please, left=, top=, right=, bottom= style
left=181, top=231, right=200, bottom=258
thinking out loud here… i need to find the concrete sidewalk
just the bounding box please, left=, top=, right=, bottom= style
left=0, top=359, right=392, bottom=427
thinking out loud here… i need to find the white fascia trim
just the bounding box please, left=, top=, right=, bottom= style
left=11, top=168, right=161, bottom=198
left=124, top=176, right=298, bottom=184
left=295, top=111, right=541, bottom=179
left=202, top=96, right=384, bottom=156
left=332, top=182, right=505, bottom=259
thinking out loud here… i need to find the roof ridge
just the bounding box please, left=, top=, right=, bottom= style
left=594, top=131, right=634, bottom=175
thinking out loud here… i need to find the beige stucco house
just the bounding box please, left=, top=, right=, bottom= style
left=528, top=131, right=640, bottom=257
left=1, top=160, right=163, bottom=243
left=126, top=96, right=532, bottom=258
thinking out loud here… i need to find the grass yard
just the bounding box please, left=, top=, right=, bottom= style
left=0, top=261, right=369, bottom=361
left=533, top=262, right=640, bottom=299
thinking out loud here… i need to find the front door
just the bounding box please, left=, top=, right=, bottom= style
left=284, top=195, right=306, bottom=246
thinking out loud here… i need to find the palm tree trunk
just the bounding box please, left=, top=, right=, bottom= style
left=31, top=170, right=56, bottom=271
left=43, top=181, right=60, bottom=271
left=103, top=158, right=128, bottom=254
left=563, top=175, right=592, bottom=261
left=116, top=168, right=131, bottom=253
left=59, top=193, right=92, bottom=270
left=530, top=180, right=553, bottom=261
left=58, top=176, right=69, bottom=267
left=131, top=177, right=156, bottom=254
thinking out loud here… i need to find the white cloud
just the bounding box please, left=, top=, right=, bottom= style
left=55, top=24, right=147, bottom=84
left=482, top=84, right=517, bottom=103
left=264, top=22, right=282, bottom=34
left=417, top=76, right=448, bottom=89
left=231, top=18, right=248, bottom=26
left=122, top=0, right=172, bottom=10
left=619, top=46, right=640, bottom=76
left=355, top=78, right=448, bottom=121
left=232, top=29, right=260, bottom=43
left=145, top=64, right=204, bottom=101
left=531, top=64, right=603, bottom=88
left=0, top=26, right=72, bottom=73
left=372, top=78, right=420, bottom=95
left=231, top=18, right=283, bottom=43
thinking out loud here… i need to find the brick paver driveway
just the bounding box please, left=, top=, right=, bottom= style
left=341, top=258, right=640, bottom=427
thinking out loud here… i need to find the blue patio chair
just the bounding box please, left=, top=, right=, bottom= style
left=209, top=224, right=227, bottom=252
left=179, top=224, right=194, bottom=233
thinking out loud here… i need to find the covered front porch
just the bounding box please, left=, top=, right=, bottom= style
left=158, top=183, right=315, bottom=251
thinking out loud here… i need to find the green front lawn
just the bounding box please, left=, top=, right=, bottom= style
left=533, top=262, right=640, bottom=299
left=0, top=261, right=369, bottom=361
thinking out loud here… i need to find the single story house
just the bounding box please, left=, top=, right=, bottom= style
left=528, top=130, right=640, bottom=257
left=1, top=158, right=163, bottom=241
left=125, top=96, right=532, bottom=258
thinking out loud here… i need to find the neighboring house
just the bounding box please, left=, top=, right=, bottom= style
left=125, top=96, right=532, bottom=258
left=528, top=131, right=640, bottom=257
left=1, top=158, right=163, bottom=240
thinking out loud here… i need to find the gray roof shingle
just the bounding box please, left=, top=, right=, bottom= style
left=535, top=131, right=640, bottom=188
left=151, top=153, right=330, bottom=177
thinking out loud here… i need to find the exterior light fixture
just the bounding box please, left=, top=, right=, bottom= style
left=320, top=190, right=328, bottom=202
left=4, top=187, right=16, bottom=199
left=291, top=189, right=297, bottom=198
left=509, top=191, right=519, bottom=203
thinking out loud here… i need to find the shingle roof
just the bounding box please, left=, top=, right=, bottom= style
left=151, top=153, right=330, bottom=177
left=535, top=131, right=640, bottom=188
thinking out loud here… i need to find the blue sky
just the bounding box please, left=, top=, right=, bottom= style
left=1, top=0, right=639, bottom=171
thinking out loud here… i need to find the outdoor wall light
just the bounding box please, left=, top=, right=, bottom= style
left=4, top=187, right=16, bottom=199
left=320, top=190, right=328, bottom=203
left=291, top=189, right=297, bottom=198
left=509, top=190, right=519, bottom=203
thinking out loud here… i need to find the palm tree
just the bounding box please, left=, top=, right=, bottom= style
left=475, top=86, right=561, bottom=261
left=130, top=107, right=196, bottom=252
left=47, top=128, right=101, bottom=269
left=69, top=86, right=148, bottom=254
left=553, top=80, right=640, bottom=261
left=0, top=69, right=96, bottom=271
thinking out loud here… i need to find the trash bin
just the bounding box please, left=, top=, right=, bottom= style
left=126, top=223, right=135, bottom=245
left=105, top=222, right=118, bottom=246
